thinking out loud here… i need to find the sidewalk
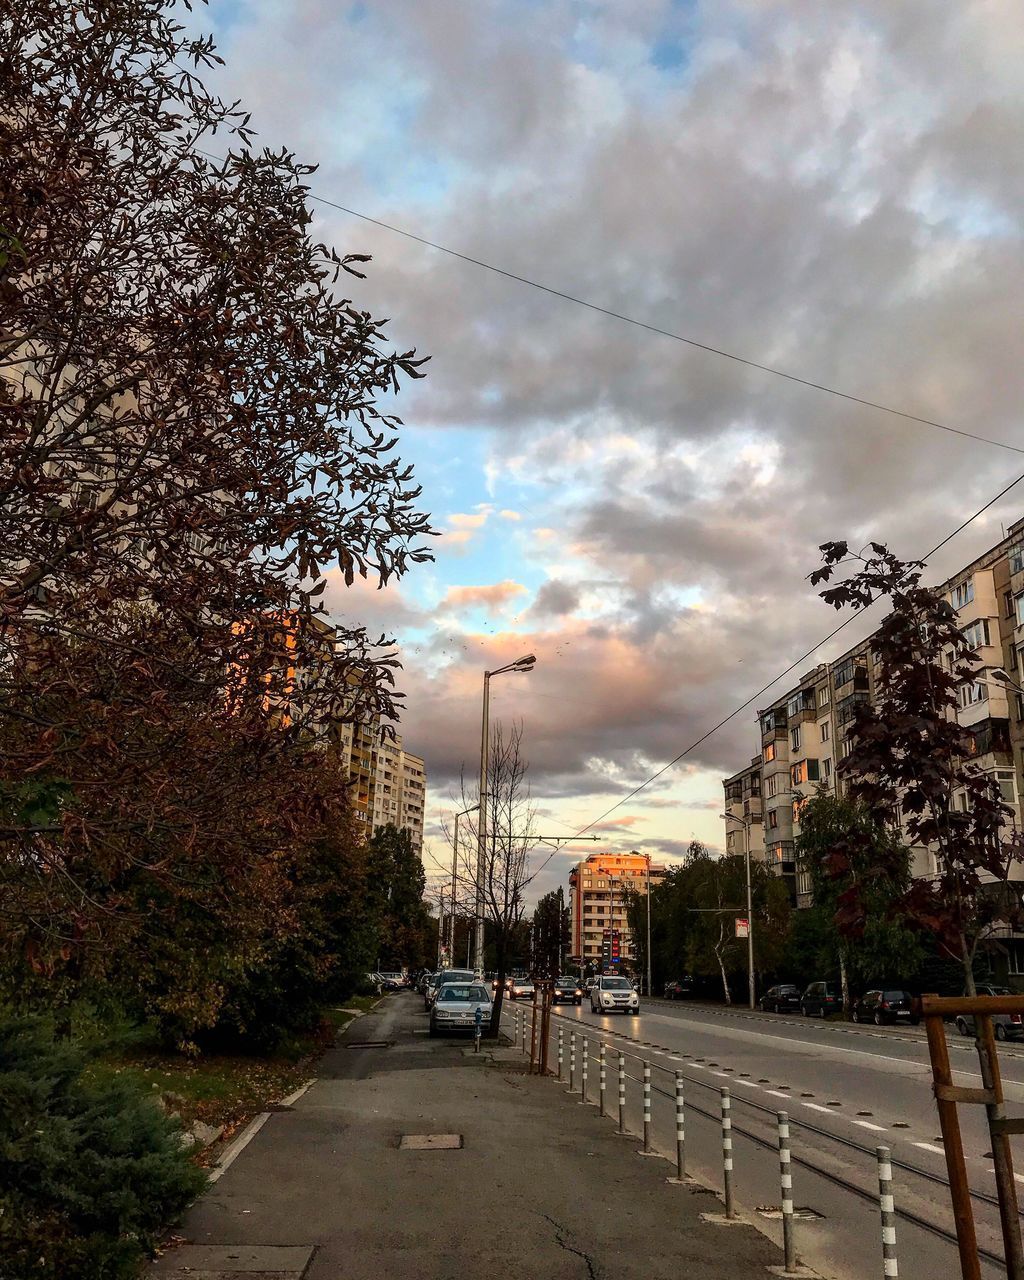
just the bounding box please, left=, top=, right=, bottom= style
left=151, top=995, right=780, bottom=1280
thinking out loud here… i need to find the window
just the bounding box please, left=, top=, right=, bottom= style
left=1006, top=591, right=1016, bottom=619
left=998, top=771, right=1017, bottom=806
left=791, top=759, right=821, bottom=785
left=820, top=721, right=830, bottom=742
left=818, top=685, right=830, bottom=706
left=765, top=773, right=779, bottom=799
left=768, top=809, right=779, bottom=830
left=833, top=660, right=854, bottom=688
left=951, top=580, right=975, bottom=610
left=764, top=742, right=776, bottom=763
left=962, top=618, right=990, bottom=650
left=1011, top=545, right=1024, bottom=575
left=823, top=757, right=833, bottom=781
left=958, top=680, right=987, bottom=709
left=1016, top=594, right=1024, bottom=627
left=792, top=798, right=806, bottom=824
left=790, top=726, right=801, bottom=752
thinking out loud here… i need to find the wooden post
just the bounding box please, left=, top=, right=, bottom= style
left=923, top=1004, right=980, bottom=1280
left=976, top=1013, right=1024, bottom=1279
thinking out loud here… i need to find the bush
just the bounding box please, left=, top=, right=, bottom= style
left=0, top=1016, right=206, bottom=1280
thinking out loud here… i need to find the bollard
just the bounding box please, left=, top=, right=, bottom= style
left=522, top=1006, right=527, bottom=1054
left=675, top=1072, right=686, bottom=1180
left=777, top=1112, right=796, bottom=1273
left=599, top=1044, right=607, bottom=1117
left=580, top=1036, right=589, bottom=1103
left=514, top=1007, right=520, bottom=1051
left=569, top=1031, right=577, bottom=1093
left=618, top=1052, right=627, bottom=1133
left=721, top=1088, right=735, bottom=1219
left=643, top=1061, right=652, bottom=1153
left=877, top=1146, right=898, bottom=1279
left=557, top=1027, right=564, bottom=1081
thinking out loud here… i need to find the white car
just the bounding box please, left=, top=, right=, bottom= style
left=508, top=977, right=536, bottom=1002
left=591, top=975, right=640, bottom=1015
left=429, top=982, right=493, bottom=1036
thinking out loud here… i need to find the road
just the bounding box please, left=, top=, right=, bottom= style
left=502, top=995, right=1024, bottom=1280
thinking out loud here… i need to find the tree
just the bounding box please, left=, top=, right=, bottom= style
left=366, top=824, right=434, bottom=972
left=532, top=888, right=570, bottom=979
left=0, top=1, right=432, bottom=979
left=813, top=541, right=1022, bottom=993
left=796, top=789, right=924, bottom=1010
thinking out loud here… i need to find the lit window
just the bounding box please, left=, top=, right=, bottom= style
left=764, top=742, right=776, bottom=763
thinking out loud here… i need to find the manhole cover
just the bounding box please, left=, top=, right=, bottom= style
left=345, top=1041, right=389, bottom=1048
left=756, top=1205, right=824, bottom=1221
left=399, top=1133, right=463, bottom=1150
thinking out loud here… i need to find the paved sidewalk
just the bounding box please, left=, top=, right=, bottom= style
left=152, top=995, right=780, bottom=1280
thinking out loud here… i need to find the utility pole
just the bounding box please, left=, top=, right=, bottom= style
left=645, top=853, right=653, bottom=999
left=721, top=812, right=756, bottom=1010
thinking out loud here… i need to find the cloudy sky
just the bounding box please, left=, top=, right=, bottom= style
left=199, top=0, right=1024, bottom=903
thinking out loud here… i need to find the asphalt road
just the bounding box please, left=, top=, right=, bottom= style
left=501, top=995, right=1024, bottom=1279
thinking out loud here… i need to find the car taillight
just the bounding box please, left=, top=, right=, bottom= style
left=881, top=1000, right=889, bottom=1009
left=1012, top=1014, right=1022, bottom=1025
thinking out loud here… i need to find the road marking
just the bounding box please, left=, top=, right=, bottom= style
left=735, top=1079, right=760, bottom=1088
left=913, top=1142, right=945, bottom=1155
left=802, top=1102, right=833, bottom=1113
left=854, top=1120, right=887, bottom=1132
left=710, top=1070, right=731, bottom=1077
left=766, top=1090, right=790, bottom=1098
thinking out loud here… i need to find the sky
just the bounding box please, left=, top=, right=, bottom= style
left=196, top=0, right=1024, bottom=906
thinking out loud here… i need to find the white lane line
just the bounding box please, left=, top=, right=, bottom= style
left=710, top=1070, right=731, bottom=1077
left=208, top=1112, right=271, bottom=1183
left=669, top=1056, right=686, bottom=1063
left=854, top=1120, right=887, bottom=1132
left=913, top=1142, right=946, bottom=1156
left=802, top=1102, right=833, bottom=1113
left=735, top=1079, right=761, bottom=1089
left=766, top=1089, right=790, bottom=1098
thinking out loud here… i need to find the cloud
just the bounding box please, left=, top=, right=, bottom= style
left=530, top=579, right=581, bottom=618
left=499, top=509, right=522, bottom=521
left=440, top=580, right=528, bottom=615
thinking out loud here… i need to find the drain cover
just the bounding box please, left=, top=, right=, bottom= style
left=757, top=1205, right=824, bottom=1221
left=345, top=1041, right=389, bottom=1048
left=399, top=1133, right=463, bottom=1150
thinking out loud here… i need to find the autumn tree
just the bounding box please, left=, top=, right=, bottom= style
left=813, top=542, right=1021, bottom=994
left=0, top=0, right=432, bottom=974
left=531, top=888, right=569, bottom=979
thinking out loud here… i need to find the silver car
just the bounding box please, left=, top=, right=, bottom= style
left=429, top=982, right=493, bottom=1036
left=425, top=968, right=476, bottom=1010
left=508, top=977, right=535, bottom=1002
left=591, top=975, right=640, bottom=1015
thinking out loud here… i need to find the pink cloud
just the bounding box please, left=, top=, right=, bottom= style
left=440, top=579, right=528, bottom=615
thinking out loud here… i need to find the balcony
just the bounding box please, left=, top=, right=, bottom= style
left=760, top=707, right=789, bottom=742
left=786, top=688, right=818, bottom=726
left=963, top=717, right=1012, bottom=763
left=833, top=661, right=869, bottom=693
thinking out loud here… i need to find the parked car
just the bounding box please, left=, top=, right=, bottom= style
left=552, top=977, right=583, bottom=1005
left=852, top=989, right=919, bottom=1026
left=663, top=978, right=694, bottom=1001
left=955, top=984, right=1024, bottom=1041
left=378, top=971, right=404, bottom=991
left=801, top=981, right=841, bottom=1018
left=425, top=968, right=476, bottom=1010
left=590, top=975, right=640, bottom=1015
left=429, top=982, right=493, bottom=1037
left=760, top=984, right=802, bottom=1014
left=508, top=976, right=536, bottom=1002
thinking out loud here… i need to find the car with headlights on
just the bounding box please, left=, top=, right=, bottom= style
left=590, top=975, right=640, bottom=1015
left=508, top=976, right=536, bottom=1002
left=429, top=982, right=493, bottom=1037
left=425, top=968, right=476, bottom=1010
left=552, top=977, right=583, bottom=1005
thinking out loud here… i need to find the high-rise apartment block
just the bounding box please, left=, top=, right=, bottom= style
left=568, top=852, right=666, bottom=967
left=722, top=518, right=1024, bottom=911
left=336, top=720, right=426, bottom=857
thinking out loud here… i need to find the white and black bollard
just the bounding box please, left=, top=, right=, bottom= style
left=569, top=1031, right=577, bottom=1093
left=557, top=1027, right=564, bottom=1081
left=514, top=1007, right=520, bottom=1051
left=777, top=1112, right=796, bottom=1273
left=618, top=1051, right=627, bottom=1133
left=877, top=1146, right=898, bottom=1279
left=522, top=1006, right=528, bottom=1054
left=599, top=1043, right=607, bottom=1117
left=643, top=1060, right=652, bottom=1153
left=675, top=1072, right=686, bottom=1180
left=580, top=1035, right=589, bottom=1103
left=721, top=1087, right=735, bottom=1219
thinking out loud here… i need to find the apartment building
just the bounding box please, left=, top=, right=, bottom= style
left=722, top=756, right=766, bottom=864
left=722, top=517, right=1024, bottom=910
left=568, top=852, right=666, bottom=967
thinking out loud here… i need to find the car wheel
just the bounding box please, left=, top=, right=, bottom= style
left=801, top=1006, right=809, bottom=1017
left=630, top=1009, right=639, bottom=1016
left=873, top=1012, right=883, bottom=1026
left=996, top=1024, right=1008, bottom=1041
left=576, top=998, right=581, bottom=1005
left=852, top=1010, right=860, bottom=1023
left=429, top=1024, right=438, bottom=1038
left=909, top=1017, right=920, bottom=1027
left=956, top=1017, right=970, bottom=1037
left=820, top=1006, right=827, bottom=1018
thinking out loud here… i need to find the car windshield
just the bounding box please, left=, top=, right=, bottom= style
left=556, top=978, right=576, bottom=986
left=517, top=979, right=534, bottom=986
left=602, top=978, right=631, bottom=990
left=884, top=990, right=908, bottom=1000
left=439, top=985, right=489, bottom=1002
left=440, top=972, right=475, bottom=983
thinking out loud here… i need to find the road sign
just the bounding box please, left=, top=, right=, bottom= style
left=735, top=918, right=749, bottom=938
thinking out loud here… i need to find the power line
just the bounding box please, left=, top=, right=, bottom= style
left=531, top=466, right=1024, bottom=869
left=307, top=192, right=1024, bottom=459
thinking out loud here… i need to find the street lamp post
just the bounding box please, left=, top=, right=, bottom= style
left=721, top=812, right=755, bottom=1010
left=644, top=853, right=653, bottom=998
left=450, top=803, right=479, bottom=964
left=474, top=654, right=536, bottom=974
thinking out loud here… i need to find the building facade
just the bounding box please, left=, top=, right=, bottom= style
left=568, top=852, right=666, bottom=968
left=335, top=720, right=427, bottom=857
left=722, top=517, right=1024, bottom=912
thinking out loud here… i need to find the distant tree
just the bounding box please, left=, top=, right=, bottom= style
left=796, top=790, right=923, bottom=1010
left=531, top=888, right=570, bottom=978
left=813, top=542, right=1023, bottom=994
left=366, top=824, right=433, bottom=971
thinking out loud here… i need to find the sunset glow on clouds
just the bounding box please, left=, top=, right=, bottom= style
left=204, top=0, right=1024, bottom=902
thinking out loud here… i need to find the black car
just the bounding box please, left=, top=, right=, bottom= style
left=663, top=978, right=694, bottom=1001
left=760, top=984, right=802, bottom=1014
left=800, top=981, right=841, bottom=1018
left=552, top=977, right=583, bottom=1005
left=852, top=989, right=919, bottom=1026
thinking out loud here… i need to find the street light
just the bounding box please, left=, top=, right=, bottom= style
left=992, top=667, right=1024, bottom=696
left=474, top=654, right=536, bottom=973
left=720, top=812, right=755, bottom=1010
left=448, top=803, right=479, bottom=965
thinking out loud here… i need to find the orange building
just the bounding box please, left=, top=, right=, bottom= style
left=568, top=852, right=666, bottom=967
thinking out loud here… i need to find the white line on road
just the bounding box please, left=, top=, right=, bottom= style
left=735, top=1079, right=761, bottom=1088
left=802, top=1102, right=833, bottom=1113
left=853, top=1120, right=887, bottom=1131
left=766, top=1090, right=791, bottom=1098
left=912, top=1142, right=946, bottom=1155
left=710, top=1070, right=731, bottom=1077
